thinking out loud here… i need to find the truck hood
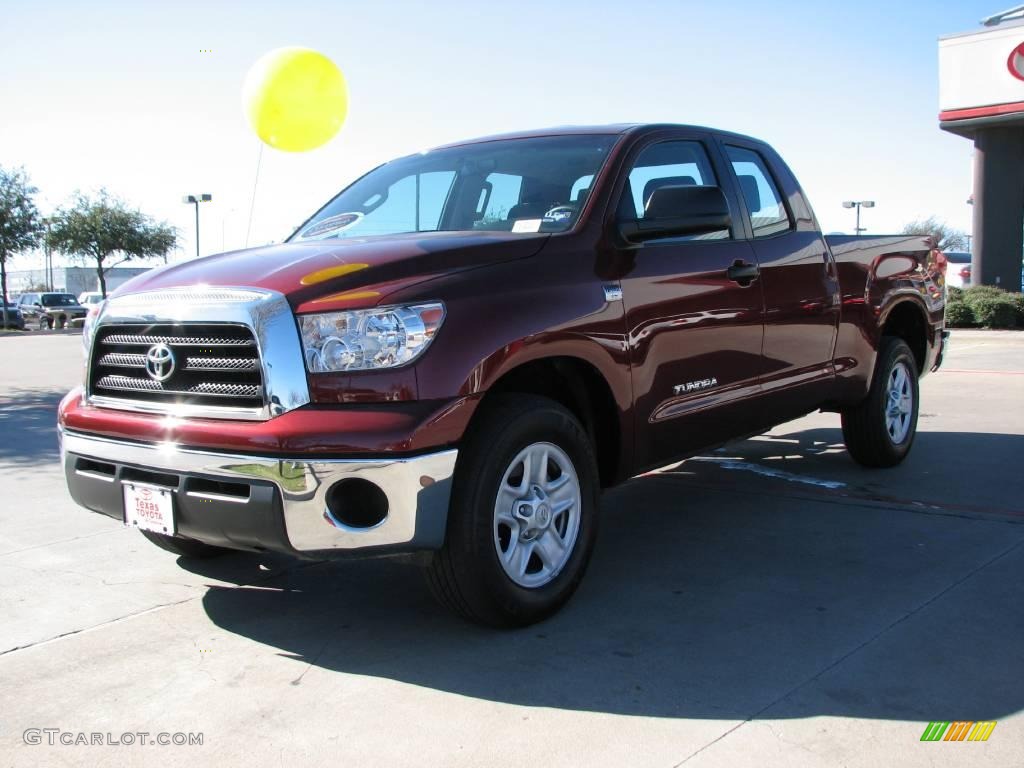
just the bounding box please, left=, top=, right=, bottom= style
left=116, top=230, right=549, bottom=312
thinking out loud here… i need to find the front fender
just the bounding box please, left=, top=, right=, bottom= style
left=409, top=259, right=630, bottom=405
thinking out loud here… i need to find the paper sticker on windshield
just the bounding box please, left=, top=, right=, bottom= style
left=511, top=219, right=542, bottom=233
left=299, top=212, right=364, bottom=239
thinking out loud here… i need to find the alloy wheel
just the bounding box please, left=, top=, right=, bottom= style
left=885, top=361, right=913, bottom=444
left=493, top=441, right=581, bottom=589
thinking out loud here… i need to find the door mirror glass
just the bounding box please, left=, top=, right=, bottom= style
left=619, top=185, right=732, bottom=243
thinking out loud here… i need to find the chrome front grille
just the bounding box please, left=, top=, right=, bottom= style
left=93, top=375, right=262, bottom=400
left=184, top=356, right=260, bottom=372
left=95, top=353, right=261, bottom=372
left=89, top=323, right=264, bottom=410
left=100, top=332, right=254, bottom=347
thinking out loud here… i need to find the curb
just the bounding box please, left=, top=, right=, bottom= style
left=0, top=329, right=82, bottom=338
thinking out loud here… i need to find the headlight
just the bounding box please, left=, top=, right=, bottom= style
left=298, top=302, right=445, bottom=373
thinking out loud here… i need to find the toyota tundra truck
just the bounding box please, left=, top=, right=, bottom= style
left=59, top=124, right=947, bottom=627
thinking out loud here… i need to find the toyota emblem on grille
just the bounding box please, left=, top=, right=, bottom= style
left=145, top=343, right=176, bottom=382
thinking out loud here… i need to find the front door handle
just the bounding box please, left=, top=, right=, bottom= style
left=726, top=260, right=759, bottom=285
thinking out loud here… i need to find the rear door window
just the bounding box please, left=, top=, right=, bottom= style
left=724, top=146, right=791, bottom=238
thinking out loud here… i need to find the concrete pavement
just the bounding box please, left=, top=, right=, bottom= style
left=0, top=329, right=1021, bottom=767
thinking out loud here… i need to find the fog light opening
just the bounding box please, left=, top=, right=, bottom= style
left=325, top=478, right=389, bottom=529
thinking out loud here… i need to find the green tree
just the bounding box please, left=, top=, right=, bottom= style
left=47, top=190, right=177, bottom=298
left=900, top=216, right=967, bottom=252
left=0, top=167, right=43, bottom=324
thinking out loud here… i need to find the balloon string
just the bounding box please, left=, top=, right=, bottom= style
left=245, top=142, right=264, bottom=248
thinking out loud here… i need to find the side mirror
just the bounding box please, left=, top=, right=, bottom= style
left=619, top=185, right=731, bottom=243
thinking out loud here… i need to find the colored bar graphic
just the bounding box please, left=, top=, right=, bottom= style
left=944, top=722, right=972, bottom=741
left=968, top=722, right=997, bottom=742
left=921, top=721, right=996, bottom=742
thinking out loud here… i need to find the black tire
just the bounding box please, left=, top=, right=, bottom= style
left=37, top=316, right=51, bottom=331
left=140, top=530, right=231, bottom=559
left=424, top=394, right=600, bottom=628
left=841, top=336, right=920, bottom=468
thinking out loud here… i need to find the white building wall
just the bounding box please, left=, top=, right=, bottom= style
left=5, top=267, right=154, bottom=297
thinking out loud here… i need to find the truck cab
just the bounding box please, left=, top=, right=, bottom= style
left=59, top=124, right=946, bottom=627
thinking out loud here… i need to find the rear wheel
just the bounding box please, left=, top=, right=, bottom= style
left=424, top=395, right=599, bottom=627
left=841, top=336, right=920, bottom=467
left=140, top=530, right=231, bottom=559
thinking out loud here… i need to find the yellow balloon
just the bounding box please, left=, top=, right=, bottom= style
left=243, top=47, right=348, bottom=152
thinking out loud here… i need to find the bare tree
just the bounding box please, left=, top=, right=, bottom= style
left=901, top=217, right=968, bottom=252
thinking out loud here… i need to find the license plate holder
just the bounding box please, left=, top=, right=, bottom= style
left=123, top=482, right=176, bottom=535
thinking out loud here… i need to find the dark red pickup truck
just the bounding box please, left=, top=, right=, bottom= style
left=59, top=124, right=947, bottom=626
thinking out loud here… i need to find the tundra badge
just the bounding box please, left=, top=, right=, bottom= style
left=674, top=377, right=718, bottom=395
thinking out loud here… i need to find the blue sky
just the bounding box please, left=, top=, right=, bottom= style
left=0, top=0, right=997, bottom=266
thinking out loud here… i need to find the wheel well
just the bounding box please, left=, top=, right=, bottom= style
left=481, top=357, right=621, bottom=488
left=882, top=301, right=927, bottom=373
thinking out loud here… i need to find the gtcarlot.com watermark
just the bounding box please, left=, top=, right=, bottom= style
left=24, top=729, right=203, bottom=747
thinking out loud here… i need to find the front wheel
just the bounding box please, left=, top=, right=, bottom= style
left=841, top=336, right=920, bottom=467
left=37, top=316, right=51, bottom=331
left=424, top=395, right=599, bottom=627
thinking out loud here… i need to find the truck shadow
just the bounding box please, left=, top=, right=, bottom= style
left=195, top=429, right=1024, bottom=721
left=0, top=388, right=65, bottom=464
left=691, top=427, right=1024, bottom=518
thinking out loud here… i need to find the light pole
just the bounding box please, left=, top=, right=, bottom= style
left=182, top=194, right=212, bottom=259
left=842, top=200, right=875, bottom=236
left=43, top=217, right=53, bottom=291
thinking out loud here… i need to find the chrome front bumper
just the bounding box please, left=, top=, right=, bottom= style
left=60, top=430, right=457, bottom=554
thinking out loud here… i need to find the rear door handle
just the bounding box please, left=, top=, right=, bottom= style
left=726, top=260, right=759, bottom=285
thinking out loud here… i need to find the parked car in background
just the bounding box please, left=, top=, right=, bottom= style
left=17, top=292, right=88, bottom=330
left=78, top=292, right=104, bottom=307
left=943, top=251, right=972, bottom=288
left=1, top=300, right=25, bottom=330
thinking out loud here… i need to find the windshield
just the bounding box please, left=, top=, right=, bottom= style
left=41, top=294, right=78, bottom=307
left=291, top=135, right=617, bottom=242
